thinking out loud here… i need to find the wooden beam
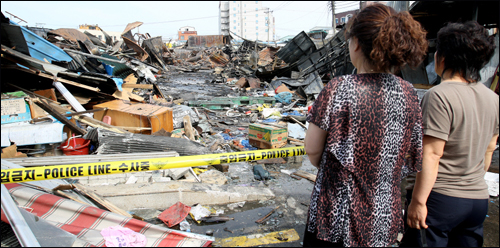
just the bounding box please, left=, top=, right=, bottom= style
left=183, top=115, right=196, bottom=141
left=116, top=126, right=152, bottom=131
left=72, top=183, right=133, bottom=218
left=255, top=206, right=280, bottom=224
left=32, top=98, right=87, bottom=135
left=54, top=190, right=90, bottom=205
left=34, top=97, right=129, bottom=134
left=289, top=116, right=307, bottom=129
left=31, top=108, right=108, bottom=123
left=287, top=137, right=304, bottom=143
left=122, top=83, right=154, bottom=89
left=292, top=170, right=316, bottom=182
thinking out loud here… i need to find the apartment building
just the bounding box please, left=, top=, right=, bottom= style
left=219, top=1, right=275, bottom=42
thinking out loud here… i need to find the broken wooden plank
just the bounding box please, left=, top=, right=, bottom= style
left=72, top=183, right=133, bottom=218
left=36, top=97, right=129, bottom=134
left=32, top=98, right=87, bottom=135
left=287, top=137, right=304, bottom=143
left=7, top=83, right=60, bottom=105
left=292, top=170, right=316, bottom=182
left=289, top=116, right=307, bottom=129
left=183, top=115, right=196, bottom=141
left=54, top=190, right=90, bottom=206
left=122, top=83, right=154, bottom=89
left=31, top=108, right=108, bottom=123
left=255, top=206, right=280, bottom=224
left=116, top=126, right=152, bottom=131
left=74, top=116, right=129, bottom=134
left=153, top=83, right=166, bottom=99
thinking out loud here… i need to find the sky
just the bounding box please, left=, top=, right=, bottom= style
left=1, top=1, right=362, bottom=40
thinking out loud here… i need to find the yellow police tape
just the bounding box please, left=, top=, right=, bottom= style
left=1, top=146, right=306, bottom=184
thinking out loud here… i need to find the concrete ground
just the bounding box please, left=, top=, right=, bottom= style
left=95, top=150, right=499, bottom=247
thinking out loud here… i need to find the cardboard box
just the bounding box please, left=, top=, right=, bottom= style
left=248, top=123, right=288, bottom=149
left=1, top=95, right=32, bottom=124
left=93, top=100, right=173, bottom=134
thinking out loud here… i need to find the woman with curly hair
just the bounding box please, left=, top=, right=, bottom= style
left=303, top=3, right=428, bottom=247
left=404, top=21, right=498, bottom=247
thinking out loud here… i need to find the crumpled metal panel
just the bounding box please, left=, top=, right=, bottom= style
left=9, top=20, right=73, bottom=63
left=84, top=31, right=107, bottom=47
left=48, top=28, right=91, bottom=43
left=303, top=71, right=324, bottom=95
left=276, top=31, right=316, bottom=64
left=142, top=36, right=168, bottom=71
left=122, top=36, right=148, bottom=61
left=188, top=35, right=226, bottom=48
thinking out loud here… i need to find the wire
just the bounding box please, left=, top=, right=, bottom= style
left=335, top=2, right=360, bottom=7
left=99, top=15, right=218, bottom=28
left=272, top=1, right=290, bottom=11
left=335, top=1, right=359, bottom=6
left=315, top=8, right=329, bottom=27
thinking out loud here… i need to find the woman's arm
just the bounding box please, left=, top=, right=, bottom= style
left=484, top=134, right=499, bottom=172
left=304, top=123, right=328, bottom=168
left=407, top=135, right=446, bottom=229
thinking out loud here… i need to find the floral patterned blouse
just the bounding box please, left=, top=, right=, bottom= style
left=306, top=73, right=423, bottom=247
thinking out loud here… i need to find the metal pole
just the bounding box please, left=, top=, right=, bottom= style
left=1, top=185, right=41, bottom=247
left=331, top=1, right=336, bottom=36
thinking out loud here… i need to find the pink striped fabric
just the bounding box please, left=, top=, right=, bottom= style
left=1, top=183, right=212, bottom=247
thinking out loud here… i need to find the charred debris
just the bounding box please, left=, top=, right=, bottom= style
left=1, top=11, right=357, bottom=158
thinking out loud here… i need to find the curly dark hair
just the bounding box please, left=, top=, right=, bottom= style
left=345, top=3, right=428, bottom=73
left=436, top=21, right=496, bottom=83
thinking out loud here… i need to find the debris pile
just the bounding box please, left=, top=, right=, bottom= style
left=2, top=11, right=351, bottom=158
left=2, top=12, right=340, bottom=246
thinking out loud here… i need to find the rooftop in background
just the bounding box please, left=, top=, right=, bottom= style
left=78, top=24, right=102, bottom=31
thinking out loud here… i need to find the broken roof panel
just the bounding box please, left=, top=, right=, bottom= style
left=122, top=21, right=143, bottom=35
left=48, top=28, right=91, bottom=43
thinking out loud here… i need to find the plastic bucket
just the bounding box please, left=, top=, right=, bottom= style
left=59, top=136, right=90, bottom=155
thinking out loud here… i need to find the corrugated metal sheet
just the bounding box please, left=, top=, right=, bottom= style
left=276, top=31, right=316, bottom=64
left=188, top=35, right=227, bottom=48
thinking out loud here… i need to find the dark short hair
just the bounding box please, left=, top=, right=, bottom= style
left=345, top=3, right=428, bottom=73
left=436, top=21, right=496, bottom=83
